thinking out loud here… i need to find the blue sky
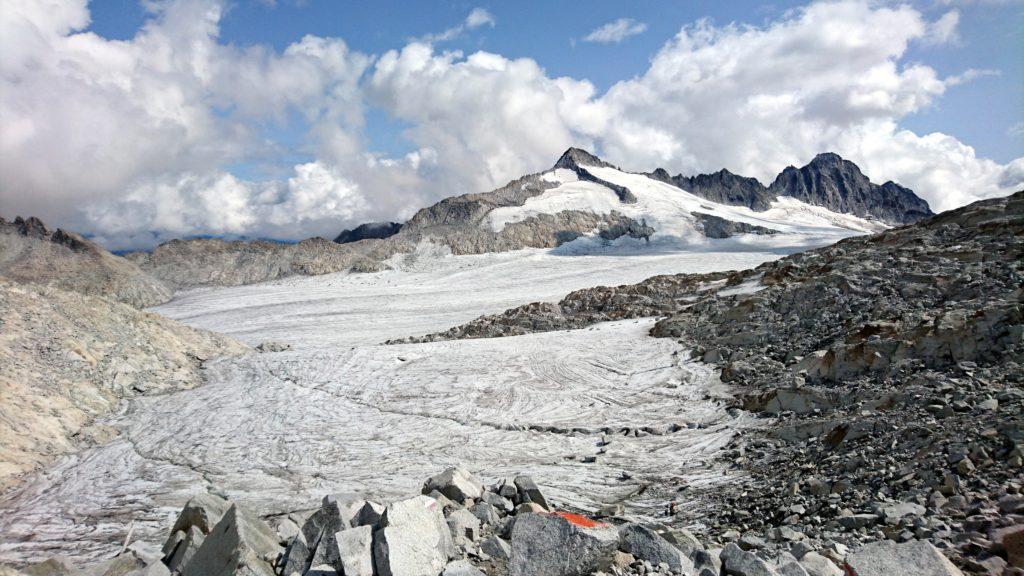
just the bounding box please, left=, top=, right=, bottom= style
left=86, top=0, right=1022, bottom=163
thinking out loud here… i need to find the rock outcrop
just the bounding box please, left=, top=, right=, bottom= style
left=335, top=222, right=403, bottom=244
left=768, top=152, right=933, bottom=224
left=0, top=278, right=248, bottom=489
left=661, top=169, right=775, bottom=212
left=660, top=153, right=933, bottom=225
left=0, top=216, right=171, bottom=308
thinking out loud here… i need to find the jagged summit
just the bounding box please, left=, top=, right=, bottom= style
left=769, top=152, right=932, bottom=224
left=658, top=152, right=932, bottom=225
left=553, top=147, right=614, bottom=171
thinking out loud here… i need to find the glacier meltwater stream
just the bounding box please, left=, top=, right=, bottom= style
left=0, top=238, right=841, bottom=565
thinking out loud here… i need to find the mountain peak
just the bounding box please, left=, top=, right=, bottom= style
left=554, top=147, right=613, bottom=171
left=769, top=154, right=932, bottom=224
left=809, top=151, right=845, bottom=165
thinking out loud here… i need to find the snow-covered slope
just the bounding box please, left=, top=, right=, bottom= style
left=488, top=162, right=886, bottom=243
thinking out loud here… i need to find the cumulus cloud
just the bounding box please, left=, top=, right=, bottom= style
left=588, top=1, right=1019, bottom=211
left=583, top=18, right=648, bottom=44
left=0, top=0, right=1020, bottom=249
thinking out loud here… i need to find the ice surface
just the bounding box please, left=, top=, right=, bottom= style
left=0, top=238, right=843, bottom=565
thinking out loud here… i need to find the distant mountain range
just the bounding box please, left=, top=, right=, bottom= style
left=2, top=149, right=932, bottom=292
left=656, top=151, right=932, bottom=224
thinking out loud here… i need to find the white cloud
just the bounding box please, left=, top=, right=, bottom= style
left=1, top=0, right=1020, bottom=249
left=925, top=10, right=960, bottom=45
left=586, top=1, right=1019, bottom=211
left=583, top=18, right=648, bottom=44
left=421, top=7, right=495, bottom=43
left=466, top=8, right=496, bottom=29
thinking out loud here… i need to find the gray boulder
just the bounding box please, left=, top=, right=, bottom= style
left=480, top=535, right=511, bottom=560
left=353, top=501, right=385, bottom=528
left=446, top=508, right=482, bottom=547
left=164, top=526, right=205, bottom=572
left=721, top=542, right=780, bottom=576
left=163, top=493, right=231, bottom=553
left=334, top=525, right=373, bottom=576
left=843, top=540, right=963, bottom=576
left=618, top=523, right=694, bottom=573
left=513, top=475, right=550, bottom=509
left=442, top=560, right=486, bottom=576
left=509, top=512, right=619, bottom=576
left=469, top=502, right=501, bottom=526
left=180, top=504, right=282, bottom=576
left=799, top=552, right=842, bottom=576
left=373, top=495, right=457, bottom=576
left=422, top=467, right=484, bottom=504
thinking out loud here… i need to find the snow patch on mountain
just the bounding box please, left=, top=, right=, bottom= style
left=487, top=163, right=885, bottom=244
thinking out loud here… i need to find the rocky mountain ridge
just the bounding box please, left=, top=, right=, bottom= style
left=655, top=152, right=933, bottom=225
left=0, top=216, right=172, bottom=308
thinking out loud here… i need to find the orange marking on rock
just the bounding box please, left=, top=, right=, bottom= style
left=555, top=511, right=606, bottom=528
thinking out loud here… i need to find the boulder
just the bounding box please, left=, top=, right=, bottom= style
left=692, top=549, right=723, bottom=575
left=480, top=535, right=511, bottom=560
left=303, top=494, right=366, bottom=570
left=354, top=501, right=385, bottom=528
left=165, top=526, right=205, bottom=572
left=799, top=552, right=842, bottom=576
left=513, top=475, right=550, bottom=509
left=480, top=491, right=513, bottom=513
left=509, top=512, right=619, bottom=576
left=334, top=525, right=373, bottom=576
left=721, top=542, right=780, bottom=576
left=373, top=495, right=457, bottom=576
left=469, top=502, right=501, bottom=526
left=778, top=561, right=809, bottom=576
left=85, top=550, right=171, bottom=576
left=163, top=493, right=231, bottom=552
left=618, top=523, right=694, bottom=573
left=279, top=531, right=312, bottom=576
left=446, top=508, right=482, bottom=547
left=180, top=504, right=282, bottom=576
left=644, top=523, right=703, bottom=557
left=442, top=560, right=486, bottom=576
left=422, top=467, right=484, bottom=504
left=844, top=540, right=963, bottom=576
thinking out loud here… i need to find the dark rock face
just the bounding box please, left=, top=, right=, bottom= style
left=768, top=152, right=933, bottom=224
left=334, top=222, right=402, bottom=244
left=691, top=213, right=778, bottom=239
left=554, top=147, right=637, bottom=203
left=669, top=170, right=775, bottom=212
left=664, top=152, right=933, bottom=225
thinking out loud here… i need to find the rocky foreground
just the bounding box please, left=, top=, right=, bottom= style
left=391, top=191, right=1024, bottom=575
left=4, top=466, right=995, bottom=576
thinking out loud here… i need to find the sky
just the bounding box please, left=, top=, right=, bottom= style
left=1, top=0, right=1022, bottom=250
